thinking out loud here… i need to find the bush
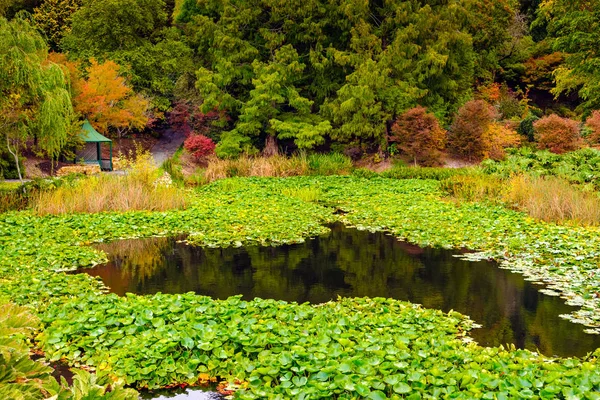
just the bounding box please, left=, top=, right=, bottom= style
left=448, top=100, right=498, bottom=161
left=534, top=114, right=582, bottom=154
left=390, top=106, right=446, bottom=166
left=517, top=113, right=539, bottom=142
left=184, top=134, right=216, bottom=160
left=481, top=122, right=522, bottom=160
left=585, top=111, right=600, bottom=145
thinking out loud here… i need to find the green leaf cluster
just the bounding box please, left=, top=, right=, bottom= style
left=0, top=301, right=138, bottom=400
left=482, top=147, right=600, bottom=190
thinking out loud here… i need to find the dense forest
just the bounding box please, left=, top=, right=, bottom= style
left=1, top=0, right=600, bottom=172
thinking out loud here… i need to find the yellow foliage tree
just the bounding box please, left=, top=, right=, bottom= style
left=481, top=122, right=521, bottom=160
left=74, top=59, right=149, bottom=138
left=49, top=55, right=150, bottom=139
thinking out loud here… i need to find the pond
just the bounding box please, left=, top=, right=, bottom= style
left=81, top=223, right=600, bottom=359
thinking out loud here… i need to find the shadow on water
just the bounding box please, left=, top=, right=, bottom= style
left=81, top=223, right=600, bottom=359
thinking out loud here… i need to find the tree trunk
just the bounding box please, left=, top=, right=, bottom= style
left=6, top=135, right=22, bottom=182
left=263, top=135, right=278, bottom=157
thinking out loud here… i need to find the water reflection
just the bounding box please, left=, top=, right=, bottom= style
left=83, top=224, right=600, bottom=358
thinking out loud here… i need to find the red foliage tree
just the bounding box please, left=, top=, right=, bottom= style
left=585, top=111, right=600, bottom=145
left=448, top=100, right=498, bottom=161
left=390, top=106, right=446, bottom=166
left=184, top=134, right=216, bottom=160
left=534, top=114, right=582, bottom=154
left=168, top=100, right=227, bottom=138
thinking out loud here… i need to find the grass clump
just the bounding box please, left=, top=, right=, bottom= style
left=280, top=186, right=321, bottom=202
left=506, top=175, right=600, bottom=225
left=201, top=153, right=353, bottom=183
left=34, top=151, right=186, bottom=215
left=440, top=174, right=506, bottom=203
left=443, top=173, right=600, bottom=225
left=307, top=152, right=352, bottom=175
left=382, top=165, right=476, bottom=180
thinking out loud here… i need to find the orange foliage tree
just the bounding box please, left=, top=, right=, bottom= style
left=481, top=122, right=521, bottom=160
left=534, top=114, right=582, bottom=154
left=390, top=106, right=446, bottom=166
left=49, top=54, right=150, bottom=139
left=585, top=111, right=600, bottom=145
left=448, top=100, right=498, bottom=161
left=75, top=59, right=149, bottom=138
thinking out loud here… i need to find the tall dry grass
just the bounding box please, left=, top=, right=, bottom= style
left=443, top=173, right=600, bottom=226
left=203, top=155, right=310, bottom=183
left=505, top=175, right=600, bottom=225
left=34, top=151, right=186, bottom=215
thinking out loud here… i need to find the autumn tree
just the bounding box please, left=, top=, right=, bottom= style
left=72, top=59, right=149, bottom=139
left=585, top=111, right=600, bottom=145
left=62, top=0, right=192, bottom=110
left=481, top=122, right=521, bottom=160
left=448, top=100, right=498, bottom=161
left=390, top=107, right=446, bottom=166
left=0, top=16, right=74, bottom=180
left=534, top=114, right=582, bottom=154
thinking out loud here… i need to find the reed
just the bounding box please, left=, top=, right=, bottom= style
left=34, top=151, right=186, bottom=215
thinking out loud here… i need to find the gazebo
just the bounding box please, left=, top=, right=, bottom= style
left=76, top=120, right=113, bottom=171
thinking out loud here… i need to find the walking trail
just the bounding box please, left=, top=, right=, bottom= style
left=150, top=129, right=187, bottom=166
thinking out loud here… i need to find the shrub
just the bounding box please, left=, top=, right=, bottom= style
left=585, top=111, right=600, bottom=145
left=448, top=100, right=498, bottom=161
left=533, top=114, right=582, bottom=154
left=390, top=106, right=446, bottom=166
left=184, top=134, right=216, bottom=160
left=481, top=122, right=522, bottom=160
left=517, top=112, right=539, bottom=142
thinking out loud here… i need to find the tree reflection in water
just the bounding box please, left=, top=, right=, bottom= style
left=85, top=224, right=600, bottom=358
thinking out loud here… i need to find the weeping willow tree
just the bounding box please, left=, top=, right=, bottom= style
left=0, top=15, right=74, bottom=181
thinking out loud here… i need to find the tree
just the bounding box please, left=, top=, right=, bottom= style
left=585, top=111, right=600, bottom=145
left=63, top=0, right=193, bottom=111
left=33, top=0, right=82, bottom=50
left=448, top=100, right=498, bottom=161
left=72, top=59, right=150, bottom=138
left=215, top=45, right=331, bottom=158
left=390, top=107, right=446, bottom=167
left=534, top=114, right=582, bottom=154
left=62, top=0, right=167, bottom=54
left=0, top=16, right=74, bottom=181
left=542, top=0, right=600, bottom=112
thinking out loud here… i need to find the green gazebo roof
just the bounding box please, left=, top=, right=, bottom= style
left=79, top=120, right=111, bottom=143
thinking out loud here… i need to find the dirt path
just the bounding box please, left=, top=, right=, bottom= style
left=150, top=128, right=187, bottom=166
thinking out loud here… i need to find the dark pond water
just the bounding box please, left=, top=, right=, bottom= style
left=82, top=223, right=600, bottom=359
left=139, top=386, right=222, bottom=400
